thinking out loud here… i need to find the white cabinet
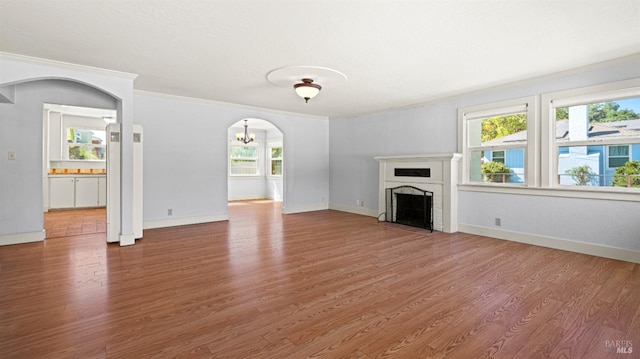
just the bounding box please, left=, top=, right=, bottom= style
left=48, top=176, right=106, bottom=209
left=75, top=177, right=99, bottom=207
left=49, top=177, right=76, bottom=208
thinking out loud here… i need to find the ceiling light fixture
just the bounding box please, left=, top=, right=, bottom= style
left=236, top=119, right=255, bottom=144
left=294, top=78, right=321, bottom=103
left=267, top=66, right=346, bottom=104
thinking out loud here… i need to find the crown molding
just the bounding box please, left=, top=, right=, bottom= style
left=134, top=89, right=329, bottom=121
left=0, top=52, right=138, bottom=81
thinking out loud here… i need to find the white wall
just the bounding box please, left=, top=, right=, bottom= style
left=0, top=80, right=117, bottom=238
left=134, top=92, right=328, bottom=228
left=329, top=55, right=640, bottom=259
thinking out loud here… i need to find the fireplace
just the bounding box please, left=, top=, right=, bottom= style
left=375, top=153, right=461, bottom=233
left=385, top=186, right=433, bottom=231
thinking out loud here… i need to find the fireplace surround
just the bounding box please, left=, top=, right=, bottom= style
left=375, top=153, right=461, bottom=233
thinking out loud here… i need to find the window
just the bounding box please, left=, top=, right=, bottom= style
left=547, top=85, right=640, bottom=188
left=269, top=147, right=283, bottom=176
left=229, top=145, right=259, bottom=176
left=459, top=96, right=537, bottom=185
left=609, top=145, right=630, bottom=168
left=491, top=151, right=505, bottom=163
left=66, top=128, right=106, bottom=160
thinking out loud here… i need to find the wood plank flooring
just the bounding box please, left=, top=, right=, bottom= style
left=44, top=208, right=106, bottom=239
left=1, top=200, right=638, bottom=358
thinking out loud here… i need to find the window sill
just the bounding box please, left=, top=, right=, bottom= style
left=229, top=175, right=262, bottom=178
left=458, top=183, right=640, bottom=202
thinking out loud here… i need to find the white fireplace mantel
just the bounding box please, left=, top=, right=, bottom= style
left=375, top=153, right=462, bottom=233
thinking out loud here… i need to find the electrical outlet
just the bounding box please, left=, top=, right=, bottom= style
left=360, top=200, right=364, bottom=207
left=8, top=151, right=16, bottom=160
left=168, top=208, right=173, bottom=216
left=495, top=218, right=501, bottom=226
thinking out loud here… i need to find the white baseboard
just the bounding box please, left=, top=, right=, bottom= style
left=329, top=203, right=379, bottom=218
left=282, top=203, right=329, bottom=214
left=143, top=214, right=229, bottom=230
left=458, top=224, right=640, bottom=263
left=0, top=230, right=46, bottom=246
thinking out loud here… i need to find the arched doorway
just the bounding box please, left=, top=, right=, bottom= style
left=0, top=78, right=122, bottom=245
left=227, top=118, right=284, bottom=207
left=43, top=103, right=115, bottom=240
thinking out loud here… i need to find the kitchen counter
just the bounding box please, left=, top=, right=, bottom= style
left=48, top=174, right=106, bottom=178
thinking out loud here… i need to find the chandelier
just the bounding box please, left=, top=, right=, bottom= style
left=236, top=119, right=255, bottom=144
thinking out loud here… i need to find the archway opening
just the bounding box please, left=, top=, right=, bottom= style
left=43, top=103, right=115, bottom=240
left=0, top=78, right=120, bottom=245
left=227, top=118, right=284, bottom=211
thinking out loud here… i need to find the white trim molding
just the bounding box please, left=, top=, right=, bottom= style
left=143, top=214, right=229, bottom=230
left=0, top=52, right=138, bottom=80
left=0, top=230, right=46, bottom=246
left=459, top=224, right=640, bottom=263
left=282, top=203, right=329, bottom=214
left=329, top=203, right=379, bottom=218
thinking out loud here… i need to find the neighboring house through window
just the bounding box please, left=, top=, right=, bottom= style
left=67, top=128, right=106, bottom=160
left=544, top=82, right=640, bottom=187
left=459, top=79, right=640, bottom=195
left=458, top=96, right=537, bottom=185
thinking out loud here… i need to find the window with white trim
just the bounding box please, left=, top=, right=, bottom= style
left=459, top=96, right=537, bottom=186
left=66, top=127, right=106, bottom=160
left=543, top=81, right=640, bottom=189
left=229, top=144, right=260, bottom=176
left=268, top=146, right=283, bottom=176
left=492, top=150, right=505, bottom=164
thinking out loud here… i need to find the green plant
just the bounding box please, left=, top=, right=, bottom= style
left=611, top=161, right=640, bottom=188
left=481, top=161, right=511, bottom=183
left=565, top=164, right=595, bottom=186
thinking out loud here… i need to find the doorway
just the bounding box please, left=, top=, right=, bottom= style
left=43, top=104, right=114, bottom=240
left=227, top=118, right=284, bottom=210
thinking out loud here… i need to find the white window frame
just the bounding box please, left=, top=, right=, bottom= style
left=492, top=150, right=505, bottom=163
left=229, top=142, right=261, bottom=177
left=267, top=145, right=283, bottom=177
left=64, top=126, right=107, bottom=161
left=541, top=78, right=640, bottom=191
left=458, top=96, right=538, bottom=187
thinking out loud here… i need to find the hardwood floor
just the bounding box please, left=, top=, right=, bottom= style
left=44, top=208, right=106, bottom=239
left=1, top=200, right=638, bottom=358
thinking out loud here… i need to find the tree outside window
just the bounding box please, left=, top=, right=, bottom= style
left=270, top=147, right=283, bottom=176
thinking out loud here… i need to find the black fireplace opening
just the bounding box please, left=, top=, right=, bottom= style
left=395, top=193, right=430, bottom=228
left=385, top=186, right=433, bottom=231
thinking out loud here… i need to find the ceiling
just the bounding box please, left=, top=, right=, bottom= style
left=1, top=1, right=639, bottom=118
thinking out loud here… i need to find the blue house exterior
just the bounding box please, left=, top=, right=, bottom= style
left=484, top=118, right=640, bottom=186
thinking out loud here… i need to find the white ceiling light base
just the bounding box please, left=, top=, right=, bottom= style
left=267, top=66, right=347, bottom=102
